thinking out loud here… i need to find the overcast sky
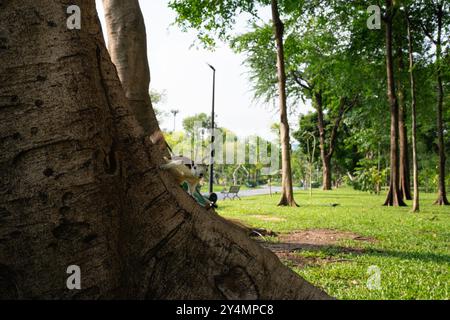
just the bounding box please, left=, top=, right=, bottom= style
left=96, top=0, right=309, bottom=140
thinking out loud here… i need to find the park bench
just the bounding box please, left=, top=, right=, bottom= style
left=221, top=185, right=241, bottom=200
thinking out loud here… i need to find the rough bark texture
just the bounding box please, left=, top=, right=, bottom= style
left=271, top=0, right=297, bottom=207
left=383, top=0, right=406, bottom=207
left=396, top=49, right=412, bottom=201
left=406, top=12, right=420, bottom=212
left=102, top=0, right=159, bottom=135
left=433, top=4, right=449, bottom=205
left=0, top=0, right=330, bottom=299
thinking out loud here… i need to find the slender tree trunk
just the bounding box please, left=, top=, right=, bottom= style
left=0, top=0, right=329, bottom=299
left=315, top=93, right=349, bottom=191
left=271, top=0, right=297, bottom=207
left=322, top=156, right=332, bottom=190
left=406, top=11, right=420, bottom=212
left=433, top=4, right=449, bottom=205
left=315, top=92, right=332, bottom=190
left=102, top=0, right=159, bottom=136
left=383, top=0, right=406, bottom=207
left=396, top=49, right=412, bottom=200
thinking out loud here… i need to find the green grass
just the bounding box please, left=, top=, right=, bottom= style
left=216, top=187, right=450, bottom=300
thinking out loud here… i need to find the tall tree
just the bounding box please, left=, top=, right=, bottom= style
left=421, top=1, right=449, bottom=205
left=0, top=0, right=330, bottom=299
left=291, top=85, right=355, bottom=191
left=316, top=96, right=355, bottom=190
left=271, top=0, right=297, bottom=206
left=406, top=7, right=420, bottom=212
left=395, top=25, right=412, bottom=200
left=383, top=0, right=407, bottom=206
left=169, top=0, right=298, bottom=206
left=232, top=7, right=361, bottom=192
left=103, top=0, right=159, bottom=135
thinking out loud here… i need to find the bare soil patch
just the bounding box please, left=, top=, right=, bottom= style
left=248, top=215, right=287, bottom=222
left=275, top=252, right=353, bottom=268
left=257, top=229, right=376, bottom=268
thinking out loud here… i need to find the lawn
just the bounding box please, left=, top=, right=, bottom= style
left=216, top=187, right=450, bottom=300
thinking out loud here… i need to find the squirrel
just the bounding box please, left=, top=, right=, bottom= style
left=150, top=130, right=209, bottom=199
left=160, top=157, right=206, bottom=195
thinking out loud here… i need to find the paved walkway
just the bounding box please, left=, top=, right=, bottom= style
left=214, top=186, right=301, bottom=200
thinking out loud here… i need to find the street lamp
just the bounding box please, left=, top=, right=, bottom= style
left=170, top=109, right=179, bottom=132
left=207, top=63, right=216, bottom=195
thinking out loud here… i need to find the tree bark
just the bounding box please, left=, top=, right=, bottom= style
left=0, top=0, right=329, bottom=299
left=322, top=156, right=332, bottom=191
left=396, top=48, right=412, bottom=200
left=315, top=92, right=331, bottom=190
left=406, top=10, right=420, bottom=212
left=315, top=93, right=348, bottom=191
left=383, top=0, right=406, bottom=207
left=433, top=4, right=449, bottom=205
left=102, top=0, right=159, bottom=136
left=271, top=0, right=298, bottom=207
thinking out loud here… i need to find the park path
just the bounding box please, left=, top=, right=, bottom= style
left=214, top=186, right=300, bottom=200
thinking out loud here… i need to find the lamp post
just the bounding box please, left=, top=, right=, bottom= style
left=207, top=63, right=216, bottom=194
left=170, top=109, right=179, bottom=132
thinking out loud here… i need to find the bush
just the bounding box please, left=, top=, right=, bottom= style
left=347, top=160, right=386, bottom=194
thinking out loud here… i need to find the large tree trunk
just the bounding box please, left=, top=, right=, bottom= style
left=396, top=49, right=412, bottom=200
left=102, top=0, right=159, bottom=135
left=406, top=11, right=420, bottom=212
left=0, top=0, right=329, bottom=299
left=433, top=4, right=449, bottom=205
left=383, top=0, right=406, bottom=207
left=271, top=0, right=298, bottom=207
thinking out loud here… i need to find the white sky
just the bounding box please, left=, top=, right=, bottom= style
left=96, top=0, right=309, bottom=140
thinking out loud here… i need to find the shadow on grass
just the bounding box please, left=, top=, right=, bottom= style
left=297, top=193, right=376, bottom=199
left=366, top=248, right=450, bottom=264
left=262, top=242, right=450, bottom=265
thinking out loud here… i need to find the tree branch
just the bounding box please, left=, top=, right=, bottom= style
left=291, top=71, right=313, bottom=91
left=420, top=22, right=437, bottom=44
left=326, top=95, right=359, bottom=158
left=326, top=97, right=346, bottom=158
